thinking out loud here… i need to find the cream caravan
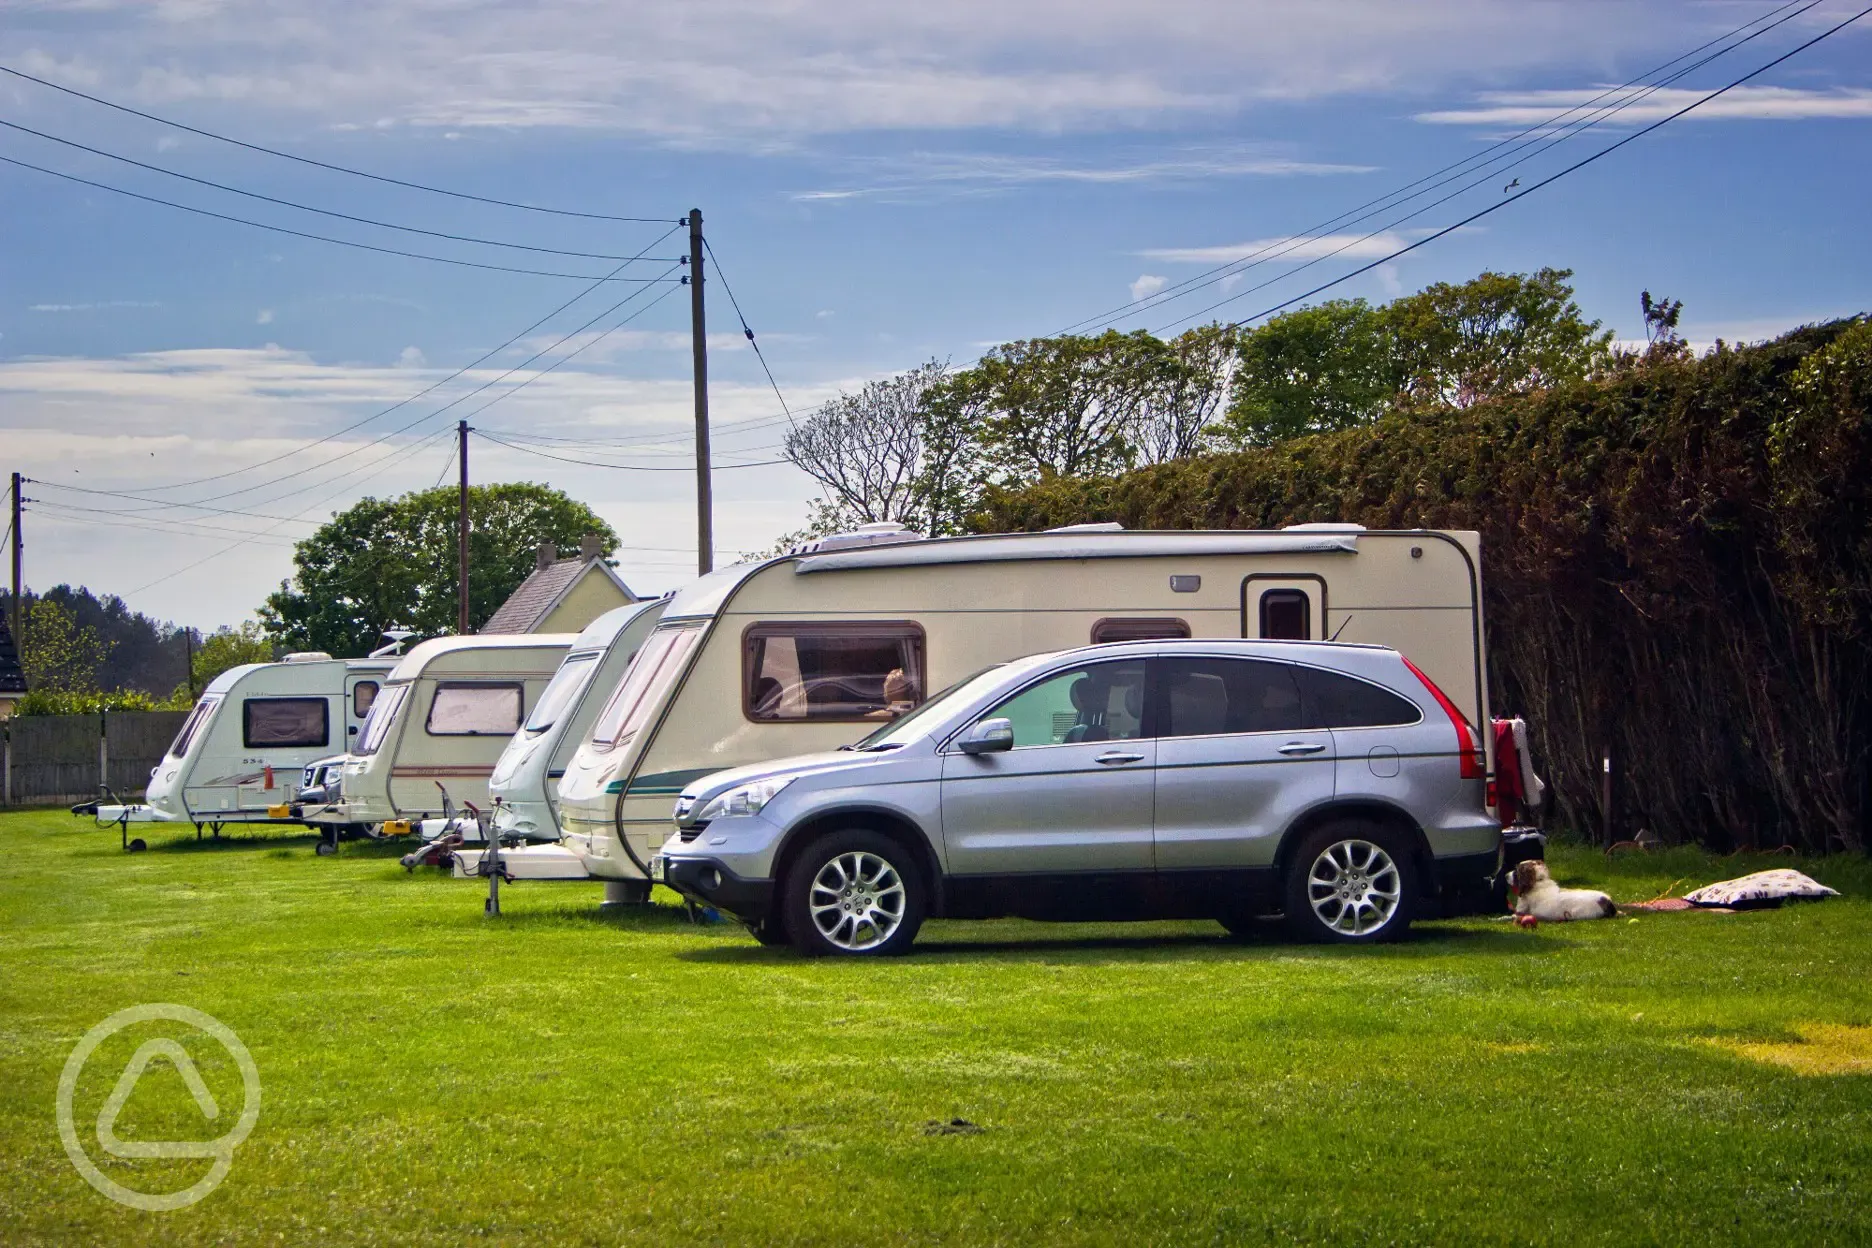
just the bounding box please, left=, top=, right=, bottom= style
left=551, top=526, right=1489, bottom=895
left=85, top=654, right=393, bottom=830
left=312, top=634, right=574, bottom=831
left=485, top=598, right=667, bottom=842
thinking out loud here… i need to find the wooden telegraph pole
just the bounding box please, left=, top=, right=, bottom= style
left=457, top=420, right=471, bottom=634
left=688, top=209, right=713, bottom=576
left=9, top=472, right=21, bottom=650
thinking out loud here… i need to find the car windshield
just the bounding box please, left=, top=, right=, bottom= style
left=847, top=665, right=1008, bottom=750
left=524, top=654, right=597, bottom=734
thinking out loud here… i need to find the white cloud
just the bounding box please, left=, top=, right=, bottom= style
left=6, top=1, right=1705, bottom=141
left=0, top=344, right=851, bottom=623
left=155, top=133, right=181, bottom=151
left=1141, top=231, right=1411, bottom=264
left=256, top=308, right=274, bottom=325
left=1417, top=86, right=1872, bottom=127
left=28, top=300, right=163, bottom=312
left=396, top=345, right=426, bottom=368
left=1129, top=274, right=1168, bottom=301
left=1377, top=262, right=1402, bottom=296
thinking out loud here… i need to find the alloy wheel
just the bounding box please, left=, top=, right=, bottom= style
left=808, top=850, right=907, bottom=951
left=1306, top=838, right=1402, bottom=937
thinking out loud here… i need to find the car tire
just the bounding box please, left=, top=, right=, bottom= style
left=1282, top=820, right=1417, bottom=944
left=746, top=916, right=791, bottom=947
left=783, top=829, right=925, bottom=957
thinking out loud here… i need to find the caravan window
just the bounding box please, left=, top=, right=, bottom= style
left=426, top=683, right=524, bottom=736
left=1091, top=617, right=1190, bottom=644
left=743, top=622, right=926, bottom=723
left=352, top=681, right=379, bottom=718
left=525, top=655, right=597, bottom=734
left=1259, top=589, right=1311, bottom=640
left=356, top=684, right=409, bottom=756
left=167, top=696, right=222, bottom=759
left=243, top=697, right=330, bottom=749
left=590, top=622, right=705, bottom=749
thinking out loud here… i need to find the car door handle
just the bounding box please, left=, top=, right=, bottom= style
left=1278, top=741, right=1327, bottom=756
left=1094, top=751, right=1146, bottom=765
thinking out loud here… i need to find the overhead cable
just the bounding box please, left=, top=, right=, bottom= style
left=0, top=116, right=680, bottom=263
left=0, top=154, right=684, bottom=282
left=0, top=62, right=674, bottom=224
left=1209, top=3, right=1872, bottom=332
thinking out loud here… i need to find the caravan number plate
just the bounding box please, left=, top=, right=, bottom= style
left=648, top=855, right=666, bottom=882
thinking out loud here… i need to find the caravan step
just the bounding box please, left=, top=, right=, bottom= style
left=453, top=844, right=592, bottom=881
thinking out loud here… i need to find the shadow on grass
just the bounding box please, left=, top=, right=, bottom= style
left=671, top=917, right=1546, bottom=965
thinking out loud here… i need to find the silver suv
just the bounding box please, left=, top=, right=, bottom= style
left=656, top=640, right=1500, bottom=956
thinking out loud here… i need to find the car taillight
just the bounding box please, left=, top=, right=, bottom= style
left=1401, top=657, right=1484, bottom=779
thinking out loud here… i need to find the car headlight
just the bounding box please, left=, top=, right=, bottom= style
left=695, top=776, right=795, bottom=823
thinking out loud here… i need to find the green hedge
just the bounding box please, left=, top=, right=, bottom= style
left=976, top=321, right=1872, bottom=853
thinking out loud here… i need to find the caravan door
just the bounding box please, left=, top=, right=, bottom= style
left=344, top=672, right=381, bottom=751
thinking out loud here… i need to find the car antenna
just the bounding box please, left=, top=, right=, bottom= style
left=1328, top=615, right=1353, bottom=643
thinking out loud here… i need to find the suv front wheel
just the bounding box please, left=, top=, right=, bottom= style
left=783, top=829, right=926, bottom=957
left=1283, top=821, right=1417, bottom=943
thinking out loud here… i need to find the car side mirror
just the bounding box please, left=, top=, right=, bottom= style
left=957, top=717, right=1014, bottom=755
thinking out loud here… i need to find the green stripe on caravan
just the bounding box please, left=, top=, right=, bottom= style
left=621, top=768, right=720, bottom=797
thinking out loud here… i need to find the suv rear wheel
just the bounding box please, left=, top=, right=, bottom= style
left=1283, top=821, right=1417, bottom=943
left=783, top=829, right=925, bottom=957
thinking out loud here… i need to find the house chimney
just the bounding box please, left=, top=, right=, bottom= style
left=579, top=533, right=603, bottom=562
left=535, top=540, right=557, bottom=571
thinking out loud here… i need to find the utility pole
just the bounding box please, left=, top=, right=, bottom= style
left=457, top=420, right=471, bottom=634
left=8, top=472, right=20, bottom=651
left=688, top=208, right=713, bottom=576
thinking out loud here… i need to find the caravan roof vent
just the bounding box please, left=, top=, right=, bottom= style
left=1045, top=522, right=1124, bottom=534
left=281, top=651, right=334, bottom=663
left=786, top=523, right=925, bottom=556
left=1282, top=522, right=1367, bottom=533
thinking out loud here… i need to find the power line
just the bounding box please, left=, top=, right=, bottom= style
left=0, top=116, right=681, bottom=263
left=1061, top=0, right=1819, bottom=335
left=702, top=237, right=797, bottom=430
left=0, top=154, right=685, bottom=283
left=472, top=429, right=788, bottom=472
left=120, top=428, right=455, bottom=597
left=452, top=280, right=686, bottom=423
left=1147, top=3, right=1817, bottom=336
left=1210, top=3, right=1872, bottom=332
left=0, top=61, right=674, bottom=224
left=135, top=221, right=681, bottom=494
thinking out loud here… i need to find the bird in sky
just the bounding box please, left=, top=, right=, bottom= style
left=1504, top=178, right=1521, bottom=193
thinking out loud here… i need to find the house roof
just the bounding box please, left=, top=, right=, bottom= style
left=0, top=612, right=25, bottom=694
left=481, top=557, right=636, bottom=635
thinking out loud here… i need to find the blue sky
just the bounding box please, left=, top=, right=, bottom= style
left=1, top=0, right=1868, bottom=631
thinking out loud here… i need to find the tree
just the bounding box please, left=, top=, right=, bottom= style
left=937, top=331, right=1159, bottom=486
left=189, top=621, right=275, bottom=692
left=781, top=361, right=980, bottom=537
left=260, top=482, right=618, bottom=656
left=1134, top=324, right=1239, bottom=464
left=1223, top=300, right=1394, bottom=445
left=18, top=596, right=113, bottom=693
left=1387, top=266, right=1613, bottom=408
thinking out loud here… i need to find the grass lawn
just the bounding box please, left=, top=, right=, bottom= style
left=2, top=807, right=1870, bottom=1245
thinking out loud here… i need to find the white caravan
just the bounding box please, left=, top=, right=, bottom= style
left=311, top=634, right=574, bottom=831
left=486, top=598, right=667, bottom=842
left=93, top=654, right=394, bottom=829
left=544, top=526, right=1490, bottom=900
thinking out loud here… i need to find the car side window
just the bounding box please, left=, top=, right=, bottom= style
left=978, top=661, right=1148, bottom=748
left=1293, top=665, right=1422, bottom=729
left=1159, top=657, right=1305, bottom=738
